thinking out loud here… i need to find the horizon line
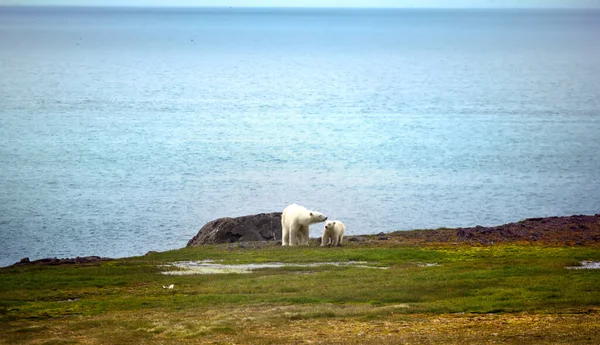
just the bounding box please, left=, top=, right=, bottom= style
left=1, top=4, right=597, bottom=9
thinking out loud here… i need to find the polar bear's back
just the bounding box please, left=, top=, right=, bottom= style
left=328, top=220, right=346, bottom=234
left=282, top=203, right=308, bottom=225
left=282, top=203, right=327, bottom=227
left=336, top=220, right=346, bottom=234
left=283, top=203, right=305, bottom=214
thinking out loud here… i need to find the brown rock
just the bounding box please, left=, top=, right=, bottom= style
left=453, top=214, right=600, bottom=245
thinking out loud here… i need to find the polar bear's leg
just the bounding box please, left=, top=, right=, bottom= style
left=289, top=224, right=299, bottom=246
left=281, top=226, right=289, bottom=246
left=337, top=234, right=343, bottom=246
left=281, top=214, right=289, bottom=246
left=331, top=234, right=339, bottom=246
left=297, top=226, right=304, bottom=245
left=321, top=232, right=328, bottom=247
left=299, top=225, right=310, bottom=245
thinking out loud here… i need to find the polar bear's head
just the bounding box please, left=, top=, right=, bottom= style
left=309, top=211, right=328, bottom=223
left=324, top=220, right=336, bottom=231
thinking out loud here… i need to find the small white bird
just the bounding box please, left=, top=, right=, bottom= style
left=162, top=284, right=174, bottom=289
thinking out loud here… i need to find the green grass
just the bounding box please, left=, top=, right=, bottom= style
left=1, top=243, right=599, bottom=344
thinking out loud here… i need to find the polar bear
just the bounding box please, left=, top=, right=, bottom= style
left=321, top=220, right=345, bottom=247
left=281, top=204, right=327, bottom=246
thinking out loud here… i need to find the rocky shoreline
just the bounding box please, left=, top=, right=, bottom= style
left=187, top=212, right=600, bottom=247
left=9, top=213, right=600, bottom=267
left=379, top=213, right=600, bottom=246
left=10, top=256, right=114, bottom=267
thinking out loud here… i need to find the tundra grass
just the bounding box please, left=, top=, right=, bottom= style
left=1, top=242, right=599, bottom=344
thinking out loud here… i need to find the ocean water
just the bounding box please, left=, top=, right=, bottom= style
left=1, top=7, right=599, bottom=266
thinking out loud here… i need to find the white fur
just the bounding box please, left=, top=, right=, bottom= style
left=281, top=204, right=327, bottom=246
left=321, top=220, right=345, bottom=247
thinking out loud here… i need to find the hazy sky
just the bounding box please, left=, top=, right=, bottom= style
left=2, top=0, right=600, bottom=8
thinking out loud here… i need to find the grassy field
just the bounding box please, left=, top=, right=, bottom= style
left=1, top=239, right=599, bottom=344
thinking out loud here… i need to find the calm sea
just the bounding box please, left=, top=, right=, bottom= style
left=1, top=7, right=599, bottom=266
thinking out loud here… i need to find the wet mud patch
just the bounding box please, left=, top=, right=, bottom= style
left=567, top=261, right=600, bottom=270
left=160, top=260, right=387, bottom=275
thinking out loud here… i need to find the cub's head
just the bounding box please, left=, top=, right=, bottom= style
left=309, top=211, right=328, bottom=223
left=324, top=220, right=336, bottom=230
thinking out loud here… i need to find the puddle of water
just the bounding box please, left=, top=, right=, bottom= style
left=418, top=263, right=439, bottom=267
left=57, top=298, right=80, bottom=303
left=567, top=261, right=600, bottom=270
left=161, top=260, right=386, bottom=275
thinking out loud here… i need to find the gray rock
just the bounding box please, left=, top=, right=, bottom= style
left=10, top=256, right=112, bottom=267
left=187, top=212, right=282, bottom=246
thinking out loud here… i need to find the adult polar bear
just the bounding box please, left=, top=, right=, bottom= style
left=281, top=204, right=327, bottom=246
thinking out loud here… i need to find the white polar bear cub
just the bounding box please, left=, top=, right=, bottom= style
left=281, top=204, right=327, bottom=246
left=321, top=220, right=345, bottom=247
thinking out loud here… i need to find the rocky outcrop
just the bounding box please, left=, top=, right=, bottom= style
left=383, top=214, right=600, bottom=245
left=187, top=212, right=282, bottom=246
left=454, top=214, right=600, bottom=245
left=10, top=256, right=113, bottom=267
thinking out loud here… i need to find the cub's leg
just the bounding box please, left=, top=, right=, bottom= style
left=321, top=232, right=329, bottom=247
left=331, top=235, right=339, bottom=246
